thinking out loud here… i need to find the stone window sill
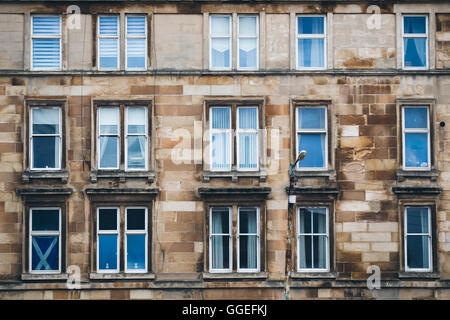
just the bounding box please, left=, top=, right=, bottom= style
left=202, top=170, right=267, bottom=183
left=89, top=273, right=156, bottom=280
left=294, top=169, right=336, bottom=182
left=398, top=272, right=440, bottom=280
left=22, top=170, right=69, bottom=183
left=396, top=169, right=438, bottom=182
left=202, top=272, right=268, bottom=281
left=21, top=273, right=69, bottom=281
left=90, top=170, right=156, bottom=183
left=290, top=272, right=337, bottom=280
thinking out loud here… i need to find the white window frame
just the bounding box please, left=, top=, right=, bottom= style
left=209, top=206, right=232, bottom=273
left=210, top=106, right=232, bottom=172
left=96, top=207, right=120, bottom=273
left=30, top=15, right=62, bottom=71
left=125, top=15, right=148, bottom=70
left=404, top=206, right=432, bottom=272
left=125, top=106, right=148, bottom=171
left=237, top=206, right=260, bottom=272
left=98, top=15, right=120, bottom=71
left=297, top=206, right=330, bottom=272
left=30, top=106, right=62, bottom=171
left=237, top=15, right=259, bottom=71
left=296, top=14, right=327, bottom=70
left=125, top=207, right=148, bottom=273
left=236, top=106, right=259, bottom=171
left=97, top=106, right=120, bottom=170
left=209, top=15, right=232, bottom=71
left=29, top=207, right=62, bottom=274
left=402, top=14, right=428, bottom=70
left=295, top=105, right=328, bottom=171
left=401, top=105, right=431, bottom=171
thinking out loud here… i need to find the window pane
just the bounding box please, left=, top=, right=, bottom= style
left=211, top=235, right=229, bottom=269
left=32, top=108, right=60, bottom=134
left=239, top=38, right=257, bottom=68
left=298, top=38, right=324, bottom=68
left=127, top=16, right=146, bottom=35
left=99, top=16, right=118, bottom=35
left=211, top=132, right=231, bottom=170
left=127, top=234, right=146, bottom=270
left=299, top=208, right=312, bottom=234
left=405, top=133, right=428, bottom=168
left=127, top=38, right=146, bottom=68
left=211, top=208, right=229, bottom=234
left=239, top=208, right=257, bottom=234
left=32, top=209, right=59, bottom=231
left=238, top=107, right=257, bottom=129
left=32, top=136, right=59, bottom=169
left=404, top=16, right=426, bottom=34
left=99, top=38, right=119, bottom=69
left=404, top=38, right=426, bottom=68
left=312, top=208, right=327, bottom=234
left=313, top=235, right=327, bottom=269
left=99, top=208, right=117, bottom=230
left=239, top=16, right=257, bottom=35
left=127, top=136, right=146, bottom=169
left=127, top=107, right=146, bottom=134
left=32, top=16, right=60, bottom=35
left=99, top=136, right=119, bottom=168
left=299, top=235, right=312, bottom=269
left=407, top=207, right=429, bottom=234
left=239, top=235, right=257, bottom=269
left=407, top=235, right=429, bottom=269
left=211, top=16, right=230, bottom=35
left=31, top=236, right=59, bottom=271
left=127, top=208, right=146, bottom=230
left=238, top=133, right=258, bottom=169
left=298, top=107, right=326, bottom=130
left=298, top=133, right=326, bottom=168
left=211, top=38, right=230, bottom=68
left=98, top=234, right=117, bottom=270
left=99, top=107, right=119, bottom=134
left=32, top=39, right=60, bottom=69
left=404, top=107, right=428, bottom=129
left=298, top=16, right=324, bottom=34
left=211, top=108, right=230, bottom=129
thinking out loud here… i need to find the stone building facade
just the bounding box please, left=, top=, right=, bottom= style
left=0, top=0, right=449, bottom=300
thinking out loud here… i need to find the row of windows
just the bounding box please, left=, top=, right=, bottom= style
left=28, top=102, right=432, bottom=173
left=28, top=205, right=434, bottom=274
left=29, top=14, right=430, bottom=71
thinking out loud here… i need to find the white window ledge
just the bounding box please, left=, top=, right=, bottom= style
left=398, top=272, right=440, bottom=280
left=202, top=272, right=268, bottom=281
left=290, top=272, right=337, bottom=280
left=21, top=273, right=68, bottom=281
left=89, top=273, right=155, bottom=280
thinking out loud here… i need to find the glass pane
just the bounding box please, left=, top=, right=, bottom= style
left=127, top=38, right=146, bottom=68
left=238, top=133, right=258, bottom=169
left=312, top=208, right=327, bottom=234
left=98, top=208, right=117, bottom=230
left=98, top=234, right=117, bottom=270
left=211, top=132, right=231, bottom=170
left=99, top=38, right=119, bottom=69
left=298, top=133, right=326, bottom=168
left=299, top=208, right=312, bottom=234
left=32, top=39, right=61, bottom=69
left=127, top=16, right=146, bottom=35
left=313, top=235, right=327, bottom=269
left=298, top=16, right=324, bottom=34
left=211, top=208, right=229, bottom=234
left=299, top=235, right=312, bottom=269
left=32, top=108, right=60, bottom=134
left=239, top=235, right=257, bottom=269
left=211, top=235, right=229, bottom=269
left=404, top=16, right=426, bottom=34
left=239, top=16, right=257, bottom=35
left=127, top=107, right=146, bottom=134
left=298, top=38, right=324, bottom=68
left=32, top=136, right=59, bottom=169
left=99, top=107, right=119, bottom=134
left=127, top=234, right=146, bottom=270
left=407, top=235, right=429, bottom=269
left=298, top=107, right=326, bottom=130
left=211, top=38, right=230, bottom=68
left=211, top=16, right=230, bottom=35
left=405, top=133, right=429, bottom=168
left=127, top=136, right=146, bottom=169
left=32, top=209, right=59, bottom=231
left=404, top=38, right=426, bottom=68
left=239, top=208, right=257, bottom=234
left=127, top=208, right=146, bottom=230
left=211, top=108, right=230, bottom=129
left=31, top=236, right=59, bottom=271
left=239, top=38, right=257, bottom=68
left=238, top=107, right=257, bottom=129
left=407, top=207, right=429, bottom=234
left=99, top=136, right=119, bottom=168
left=404, top=107, right=428, bottom=129
left=99, top=16, right=118, bottom=35
left=32, top=16, right=60, bottom=35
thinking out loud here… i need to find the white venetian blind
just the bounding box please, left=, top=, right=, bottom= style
left=32, top=16, right=61, bottom=70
